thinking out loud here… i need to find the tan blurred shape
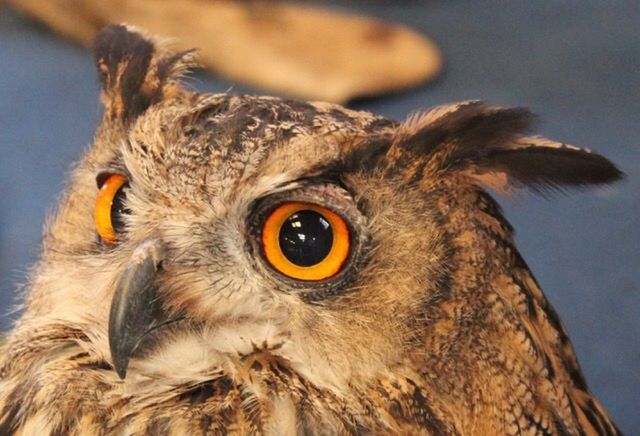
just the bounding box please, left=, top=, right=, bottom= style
left=6, top=0, right=442, bottom=103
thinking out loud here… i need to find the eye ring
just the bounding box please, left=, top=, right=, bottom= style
left=95, top=174, right=128, bottom=244
left=261, top=202, right=350, bottom=281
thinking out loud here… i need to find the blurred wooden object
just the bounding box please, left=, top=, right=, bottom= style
left=6, top=0, right=442, bottom=103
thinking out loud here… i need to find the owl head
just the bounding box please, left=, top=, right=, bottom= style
left=3, top=24, right=621, bottom=434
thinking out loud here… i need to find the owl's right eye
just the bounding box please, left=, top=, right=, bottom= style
left=95, top=174, right=129, bottom=244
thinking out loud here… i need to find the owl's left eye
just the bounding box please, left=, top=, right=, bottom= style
left=95, top=174, right=129, bottom=244
left=261, top=202, right=350, bottom=281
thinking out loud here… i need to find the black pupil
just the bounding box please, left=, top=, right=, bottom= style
left=110, top=184, right=130, bottom=233
left=278, top=210, right=333, bottom=267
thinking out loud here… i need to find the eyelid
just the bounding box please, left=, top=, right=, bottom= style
left=96, top=165, right=129, bottom=189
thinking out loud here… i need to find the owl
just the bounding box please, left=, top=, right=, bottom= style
left=0, top=24, right=623, bottom=435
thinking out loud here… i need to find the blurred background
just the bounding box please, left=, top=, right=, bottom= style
left=1, top=1, right=638, bottom=432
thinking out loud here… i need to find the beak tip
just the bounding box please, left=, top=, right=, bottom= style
left=114, top=361, right=128, bottom=380
left=111, top=345, right=130, bottom=379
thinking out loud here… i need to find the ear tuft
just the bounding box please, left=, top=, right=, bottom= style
left=394, top=102, right=537, bottom=167
left=473, top=137, right=624, bottom=193
left=93, top=24, right=197, bottom=122
left=353, top=101, right=624, bottom=193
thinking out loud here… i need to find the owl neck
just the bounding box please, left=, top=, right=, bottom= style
left=424, top=185, right=617, bottom=434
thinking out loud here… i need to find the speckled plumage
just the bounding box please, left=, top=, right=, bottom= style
left=0, top=25, right=622, bottom=435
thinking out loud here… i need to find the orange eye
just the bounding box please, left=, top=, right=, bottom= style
left=261, top=202, right=350, bottom=281
left=95, top=174, right=129, bottom=244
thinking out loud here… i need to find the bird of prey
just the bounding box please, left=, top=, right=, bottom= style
left=0, top=24, right=622, bottom=435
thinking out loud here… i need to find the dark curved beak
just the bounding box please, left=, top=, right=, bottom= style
left=109, top=239, right=165, bottom=379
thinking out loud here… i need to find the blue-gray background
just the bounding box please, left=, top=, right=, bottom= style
left=1, top=2, right=638, bottom=432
